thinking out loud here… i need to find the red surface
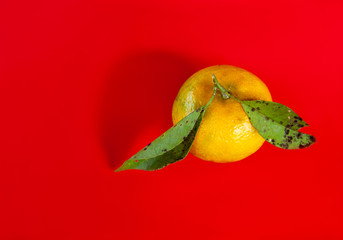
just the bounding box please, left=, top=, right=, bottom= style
left=1, top=0, right=343, bottom=239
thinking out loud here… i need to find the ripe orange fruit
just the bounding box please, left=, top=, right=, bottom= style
left=172, top=65, right=272, bottom=163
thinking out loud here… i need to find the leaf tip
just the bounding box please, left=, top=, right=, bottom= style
left=310, top=135, right=317, bottom=143
left=299, top=135, right=317, bottom=149
left=114, top=166, right=124, bottom=172
left=115, top=162, right=129, bottom=172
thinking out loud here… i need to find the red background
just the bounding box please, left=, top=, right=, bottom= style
left=1, top=0, right=343, bottom=239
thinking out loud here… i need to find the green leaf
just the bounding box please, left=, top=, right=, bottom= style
left=212, top=74, right=316, bottom=150
left=115, top=87, right=216, bottom=172
left=240, top=100, right=316, bottom=149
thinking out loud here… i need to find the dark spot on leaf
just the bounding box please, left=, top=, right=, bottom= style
left=266, top=103, right=269, bottom=105
left=310, top=136, right=316, bottom=143
left=196, top=109, right=200, bottom=112
left=186, top=120, right=189, bottom=123
left=285, top=129, right=290, bottom=135
left=297, top=124, right=304, bottom=128
left=300, top=139, right=314, bottom=148
left=180, top=124, right=182, bottom=126
left=271, top=139, right=275, bottom=143
left=183, top=137, right=186, bottom=140
left=251, top=108, right=255, bottom=112
left=144, top=148, right=147, bottom=151
left=256, top=107, right=260, bottom=110
left=280, top=143, right=289, bottom=149
left=280, top=121, right=283, bottom=124
left=265, top=117, right=269, bottom=121
left=147, top=143, right=151, bottom=146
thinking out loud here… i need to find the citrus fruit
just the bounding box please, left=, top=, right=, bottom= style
left=172, top=65, right=272, bottom=163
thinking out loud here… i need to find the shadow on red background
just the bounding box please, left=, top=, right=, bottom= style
left=99, top=51, right=207, bottom=169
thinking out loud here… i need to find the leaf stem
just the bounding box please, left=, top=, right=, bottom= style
left=212, top=74, right=230, bottom=99
left=206, top=85, right=217, bottom=107
left=212, top=74, right=243, bottom=103
left=228, top=93, right=242, bottom=103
